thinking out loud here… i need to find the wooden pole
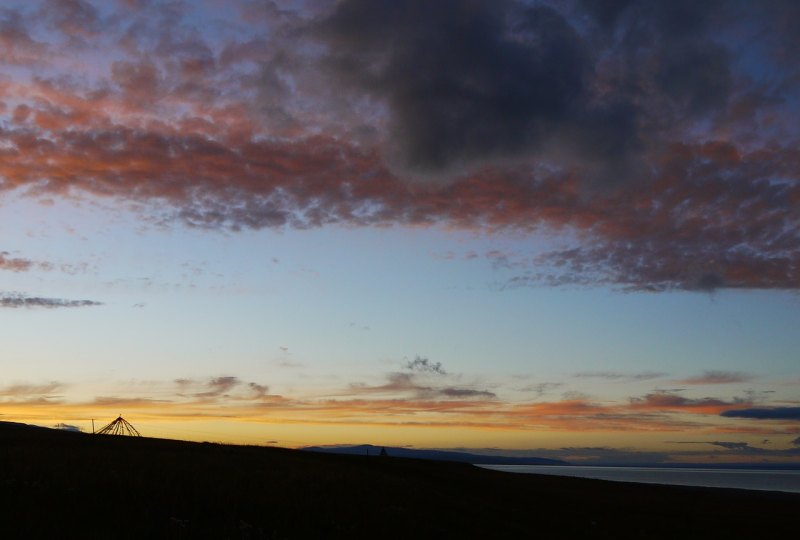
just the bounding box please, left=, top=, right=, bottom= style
left=91, top=419, right=95, bottom=434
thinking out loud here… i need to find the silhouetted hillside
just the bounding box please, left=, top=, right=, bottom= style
left=303, top=444, right=568, bottom=465
left=1, top=422, right=797, bottom=539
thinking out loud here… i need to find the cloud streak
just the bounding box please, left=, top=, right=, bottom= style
left=574, top=371, right=667, bottom=382
left=629, top=392, right=750, bottom=415
left=721, top=407, right=800, bottom=420
left=0, top=382, right=64, bottom=396
left=347, top=372, right=496, bottom=401
left=678, top=371, right=755, bottom=385
left=0, top=293, right=102, bottom=309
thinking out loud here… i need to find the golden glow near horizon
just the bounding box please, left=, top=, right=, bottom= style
left=7, top=384, right=799, bottom=463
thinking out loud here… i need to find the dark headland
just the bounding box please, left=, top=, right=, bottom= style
left=1, top=422, right=797, bottom=539
left=302, top=444, right=568, bottom=465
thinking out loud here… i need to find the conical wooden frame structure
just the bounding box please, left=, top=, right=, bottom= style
left=96, top=415, right=141, bottom=436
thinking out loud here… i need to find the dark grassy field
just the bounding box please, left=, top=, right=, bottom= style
left=1, top=422, right=796, bottom=539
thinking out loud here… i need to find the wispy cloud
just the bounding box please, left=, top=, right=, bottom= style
left=665, top=439, right=800, bottom=458
left=92, top=396, right=171, bottom=407
left=403, top=356, right=446, bottom=375
left=194, top=376, right=240, bottom=398
left=439, top=388, right=496, bottom=399
left=629, top=392, right=750, bottom=414
left=0, top=382, right=64, bottom=397
left=0, top=251, right=90, bottom=275
left=504, top=399, right=710, bottom=432
left=174, top=376, right=273, bottom=402
left=678, top=371, right=755, bottom=385
left=347, top=372, right=494, bottom=401
left=708, top=441, right=757, bottom=451
left=573, top=371, right=667, bottom=382
left=0, top=252, right=36, bottom=272
left=0, top=293, right=102, bottom=309
left=516, top=382, right=565, bottom=397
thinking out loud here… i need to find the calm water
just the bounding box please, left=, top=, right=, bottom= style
left=478, top=465, right=800, bottom=494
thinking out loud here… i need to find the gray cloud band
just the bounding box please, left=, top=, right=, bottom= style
left=721, top=407, right=800, bottom=420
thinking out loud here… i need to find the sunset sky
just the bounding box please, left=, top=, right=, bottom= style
left=1, top=0, right=799, bottom=464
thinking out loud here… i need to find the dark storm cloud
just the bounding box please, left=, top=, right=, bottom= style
left=0, top=293, right=102, bottom=309
left=315, top=0, right=602, bottom=177
left=309, top=0, right=799, bottom=290
left=310, top=0, right=751, bottom=180
left=654, top=42, right=732, bottom=114
left=721, top=407, right=800, bottom=420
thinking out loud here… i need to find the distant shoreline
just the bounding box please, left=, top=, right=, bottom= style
left=479, top=464, right=800, bottom=494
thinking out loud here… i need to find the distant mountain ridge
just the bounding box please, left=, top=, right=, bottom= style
left=302, top=444, right=568, bottom=465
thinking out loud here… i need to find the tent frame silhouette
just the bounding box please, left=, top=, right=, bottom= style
left=96, top=415, right=141, bottom=436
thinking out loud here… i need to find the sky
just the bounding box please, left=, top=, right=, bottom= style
left=1, top=0, right=799, bottom=465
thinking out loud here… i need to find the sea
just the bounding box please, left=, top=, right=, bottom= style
left=477, top=465, right=800, bottom=494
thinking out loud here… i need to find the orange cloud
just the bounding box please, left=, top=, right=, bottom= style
left=7, top=385, right=795, bottom=444
left=2, top=61, right=798, bottom=293
left=629, top=392, right=751, bottom=415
